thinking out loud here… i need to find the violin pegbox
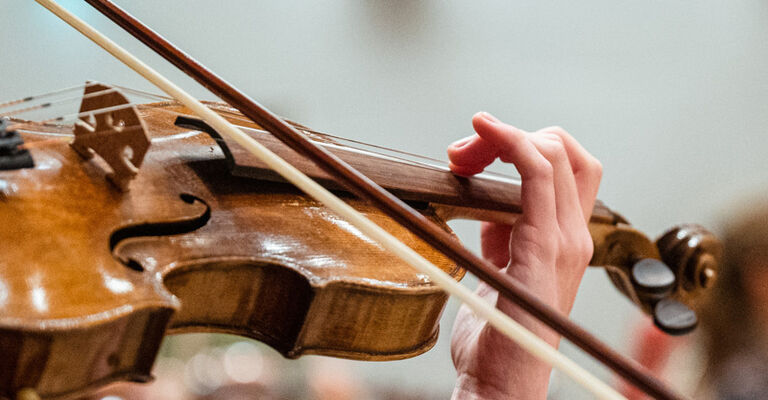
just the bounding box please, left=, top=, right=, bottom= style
left=71, top=82, right=150, bottom=191
left=592, top=223, right=722, bottom=335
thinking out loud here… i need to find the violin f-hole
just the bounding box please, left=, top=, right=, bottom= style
left=109, top=193, right=212, bottom=271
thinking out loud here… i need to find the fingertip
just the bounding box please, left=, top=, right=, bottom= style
left=447, top=135, right=474, bottom=151
left=472, top=112, right=524, bottom=144
left=472, top=112, right=496, bottom=133
left=474, top=111, right=500, bottom=123
left=446, top=134, right=498, bottom=174
left=446, top=113, right=518, bottom=177
left=449, top=161, right=486, bottom=177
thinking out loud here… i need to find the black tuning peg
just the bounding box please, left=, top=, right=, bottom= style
left=631, top=259, right=698, bottom=335
left=631, top=258, right=676, bottom=298
left=653, top=298, right=698, bottom=335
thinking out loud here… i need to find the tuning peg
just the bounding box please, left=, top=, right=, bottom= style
left=653, top=298, right=698, bottom=335
left=631, top=258, right=676, bottom=297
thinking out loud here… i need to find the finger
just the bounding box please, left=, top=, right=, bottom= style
left=446, top=135, right=498, bottom=176
left=471, top=112, right=556, bottom=230
left=539, top=127, right=602, bottom=222
left=527, top=132, right=583, bottom=230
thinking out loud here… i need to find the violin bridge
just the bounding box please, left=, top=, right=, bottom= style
left=71, top=82, right=150, bottom=191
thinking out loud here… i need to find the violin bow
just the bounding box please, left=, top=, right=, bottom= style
left=34, top=1, right=684, bottom=399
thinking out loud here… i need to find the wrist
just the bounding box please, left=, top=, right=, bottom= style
left=452, top=369, right=551, bottom=400
left=450, top=311, right=561, bottom=400
left=452, top=373, right=510, bottom=400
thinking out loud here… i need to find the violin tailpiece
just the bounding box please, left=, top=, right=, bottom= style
left=71, top=82, right=150, bottom=191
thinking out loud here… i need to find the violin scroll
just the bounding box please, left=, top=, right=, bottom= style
left=593, top=223, right=721, bottom=335
left=656, top=224, right=721, bottom=305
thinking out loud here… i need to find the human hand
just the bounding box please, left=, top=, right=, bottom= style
left=447, top=112, right=602, bottom=400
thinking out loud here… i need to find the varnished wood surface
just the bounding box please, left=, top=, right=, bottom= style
left=0, top=103, right=463, bottom=399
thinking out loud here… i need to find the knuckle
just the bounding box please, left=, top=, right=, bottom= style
left=538, top=137, right=567, bottom=162
left=496, top=128, right=527, bottom=163
left=529, top=157, right=554, bottom=179
left=579, top=235, right=595, bottom=263
left=544, top=126, right=569, bottom=137
left=544, top=132, right=565, bottom=144
left=562, top=229, right=594, bottom=264
left=588, top=157, right=603, bottom=179
left=501, top=124, right=526, bottom=139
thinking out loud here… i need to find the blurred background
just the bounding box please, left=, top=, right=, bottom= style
left=3, top=0, right=768, bottom=398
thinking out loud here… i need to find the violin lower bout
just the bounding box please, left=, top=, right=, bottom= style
left=161, top=259, right=449, bottom=360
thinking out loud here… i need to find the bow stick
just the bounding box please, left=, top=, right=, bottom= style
left=34, top=1, right=684, bottom=399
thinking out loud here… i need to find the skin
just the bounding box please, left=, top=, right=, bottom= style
left=447, top=112, right=603, bottom=400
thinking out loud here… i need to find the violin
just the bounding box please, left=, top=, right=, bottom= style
left=1, top=82, right=718, bottom=400
left=1, top=1, right=723, bottom=399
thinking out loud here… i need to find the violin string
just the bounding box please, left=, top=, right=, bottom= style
left=111, top=83, right=175, bottom=100
left=0, top=82, right=91, bottom=109
left=47, top=84, right=520, bottom=181
left=9, top=84, right=460, bottom=176
left=4, top=97, right=178, bottom=133
left=0, top=83, right=510, bottom=181
left=39, top=101, right=137, bottom=125
left=83, top=86, right=485, bottom=173
left=1, top=84, right=521, bottom=184
left=293, top=127, right=522, bottom=184
left=6, top=103, right=142, bottom=130
left=11, top=120, right=146, bottom=139
left=189, top=106, right=520, bottom=182
left=106, top=87, right=522, bottom=182
left=1, top=87, right=121, bottom=118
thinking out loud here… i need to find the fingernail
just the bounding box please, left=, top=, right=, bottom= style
left=480, top=112, right=499, bottom=123
left=450, top=136, right=473, bottom=149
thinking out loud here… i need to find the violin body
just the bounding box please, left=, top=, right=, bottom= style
left=0, top=102, right=463, bottom=399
